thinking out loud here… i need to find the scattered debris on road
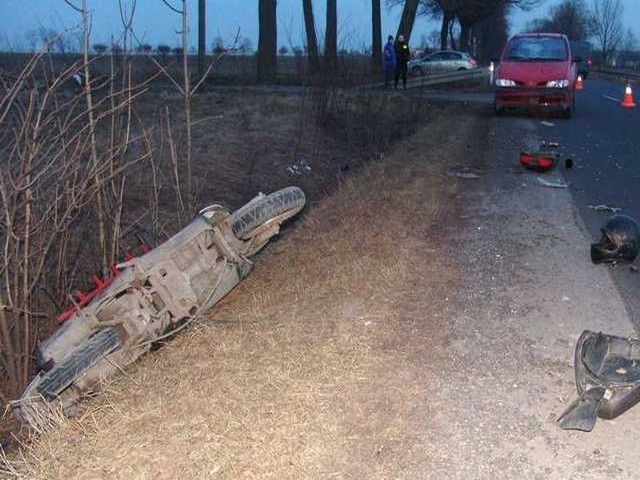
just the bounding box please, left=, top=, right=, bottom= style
left=588, top=204, right=622, bottom=214
left=537, top=177, right=568, bottom=188
left=447, top=166, right=480, bottom=179
left=287, top=158, right=312, bottom=176
left=540, top=140, right=560, bottom=149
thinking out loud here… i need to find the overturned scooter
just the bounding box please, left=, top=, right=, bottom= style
left=558, top=330, right=640, bottom=431
left=14, top=187, right=306, bottom=428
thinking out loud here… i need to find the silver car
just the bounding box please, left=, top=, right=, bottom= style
left=408, top=50, right=478, bottom=76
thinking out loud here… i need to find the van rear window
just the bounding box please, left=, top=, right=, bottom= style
left=506, top=37, right=568, bottom=62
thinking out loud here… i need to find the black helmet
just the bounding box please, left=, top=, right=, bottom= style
left=590, top=214, right=640, bottom=264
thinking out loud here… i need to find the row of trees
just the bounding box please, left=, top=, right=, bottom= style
left=383, top=0, right=540, bottom=56
left=11, top=1, right=634, bottom=81
left=526, top=0, right=626, bottom=64
left=12, top=1, right=547, bottom=80
left=253, top=0, right=528, bottom=81
left=90, top=38, right=253, bottom=56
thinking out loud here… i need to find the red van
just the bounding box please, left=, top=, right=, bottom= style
left=493, top=33, right=577, bottom=118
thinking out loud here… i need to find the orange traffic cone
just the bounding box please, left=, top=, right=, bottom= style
left=622, top=82, right=636, bottom=108
left=576, top=74, right=584, bottom=90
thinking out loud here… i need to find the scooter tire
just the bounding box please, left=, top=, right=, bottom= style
left=34, top=328, right=121, bottom=400
left=230, top=186, right=305, bottom=240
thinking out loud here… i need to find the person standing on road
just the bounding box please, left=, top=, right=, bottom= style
left=383, top=35, right=396, bottom=90
left=394, top=34, right=410, bottom=90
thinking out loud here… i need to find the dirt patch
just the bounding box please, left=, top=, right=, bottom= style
left=2, top=94, right=491, bottom=478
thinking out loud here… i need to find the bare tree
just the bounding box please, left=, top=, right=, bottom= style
left=526, top=0, right=592, bottom=40
left=592, top=0, right=623, bottom=64
left=303, top=0, right=320, bottom=74
left=436, top=0, right=456, bottom=50
left=388, top=0, right=540, bottom=51
left=396, top=0, right=420, bottom=43
left=159, top=0, right=193, bottom=210
left=198, top=0, right=206, bottom=75
left=0, top=0, right=157, bottom=404
left=63, top=0, right=108, bottom=272
left=474, top=2, right=509, bottom=61
left=455, top=0, right=541, bottom=51
left=372, top=0, right=382, bottom=69
left=325, top=0, right=337, bottom=70
left=621, top=27, right=638, bottom=53
left=257, top=0, right=277, bottom=83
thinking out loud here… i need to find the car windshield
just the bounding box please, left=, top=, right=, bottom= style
left=505, top=37, right=568, bottom=61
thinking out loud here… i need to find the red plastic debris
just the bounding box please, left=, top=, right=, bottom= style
left=519, top=151, right=557, bottom=172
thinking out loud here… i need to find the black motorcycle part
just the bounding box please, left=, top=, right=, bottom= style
left=558, top=330, right=640, bottom=431
left=557, top=387, right=606, bottom=432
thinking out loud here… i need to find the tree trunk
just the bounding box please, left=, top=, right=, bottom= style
left=325, top=0, right=337, bottom=70
left=439, top=14, right=449, bottom=50
left=395, top=0, right=419, bottom=44
left=459, top=22, right=470, bottom=51
left=371, top=0, right=382, bottom=70
left=257, top=0, right=277, bottom=83
left=198, top=0, right=205, bottom=75
left=303, top=0, right=320, bottom=74
left=448, top=17, right=457, bottom=50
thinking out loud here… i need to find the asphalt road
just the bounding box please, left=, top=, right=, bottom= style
left=414, top=76, right=640, bottom=331
left=531, top=77, right=640, bottom=331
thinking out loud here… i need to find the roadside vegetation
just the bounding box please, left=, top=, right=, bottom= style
left=0, top=85, right=486, bottom=480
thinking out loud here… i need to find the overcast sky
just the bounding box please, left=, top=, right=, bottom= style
left=0, top=0, right=638, bottom=52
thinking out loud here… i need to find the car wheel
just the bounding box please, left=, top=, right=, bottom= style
left=493, top=99, right=505, bottom=116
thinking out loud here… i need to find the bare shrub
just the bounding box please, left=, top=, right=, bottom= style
left=0, top=46, right=158, bottom=405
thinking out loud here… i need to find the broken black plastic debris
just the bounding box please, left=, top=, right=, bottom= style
left=558, top=331, right=640, bottom=432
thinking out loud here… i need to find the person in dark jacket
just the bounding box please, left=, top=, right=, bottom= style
left=383, top=35, right=396, bottom=89
left=394, top=34, right=410, bottom=89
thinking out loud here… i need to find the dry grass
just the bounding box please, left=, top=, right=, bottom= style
left=1, top=99, right=490, bottom=479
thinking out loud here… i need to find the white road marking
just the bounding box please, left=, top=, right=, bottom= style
left=602, top=94, right=620, bottom=103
